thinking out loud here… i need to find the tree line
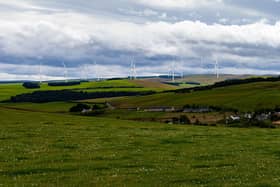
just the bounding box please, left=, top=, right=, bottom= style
left=8, top=90, right=156, bottom=103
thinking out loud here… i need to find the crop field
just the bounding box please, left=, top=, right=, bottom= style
left=101, top=81, right=280, bottom=112
left=1, top=108, right=280, bottom=186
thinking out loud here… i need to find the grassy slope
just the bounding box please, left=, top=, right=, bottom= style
left=0, top=79, right=168, bottom=102
left=0, top=102, right=75, bottom=113
left=131, top=79, right=178, bottom=90
left=1, top=108, right=280, bottom=186
left=178, top=74, right=254, bottom=85
left=103, top=81, right=280, bottom=112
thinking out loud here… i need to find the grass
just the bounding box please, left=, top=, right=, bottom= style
left=102, top=81, right=280, bottom=112
left=0, top=102, right=74, bottom=113
left=1, top=108, right=280, bottom=186
left=0, top=79, right=168, bottom=102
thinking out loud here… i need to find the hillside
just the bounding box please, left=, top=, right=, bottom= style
left=1, top=107, right=280, bottom=186
left=94, top=81, right=280, bottom=112
left=0, top=79, right=173, bottom=102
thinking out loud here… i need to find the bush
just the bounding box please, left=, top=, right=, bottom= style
left=172, top=117, right=179, bottom=124
left=171, top=115, right=191, bottom=125
left=194, top=119, right=201, bottom=125
left=22, top=82, right=40, bottom=89
left=70, top=103, right=91, bottom=113
left=179, top=115, right=191, bottom=124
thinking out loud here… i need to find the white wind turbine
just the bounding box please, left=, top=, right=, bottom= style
left=62, top=61, right=68, bottom=82
left=215, top=57, right=220, bottom=79
left=94, top=61, right=100, bottom=81
left=171, top=61, right=176, bottom=82
left=129, top=57, right=137, bottom=80
left=84, top=64, right=89, bottom=80
left=180, top=58, right=184, bottom=79
left=167, top=63, right=172, bottom=78
left=39, top=62, right=42, bottom=83
left=37, top=56, right=43, bottom=83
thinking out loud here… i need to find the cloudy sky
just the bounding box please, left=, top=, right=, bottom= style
left=1, top=0, right=280, bottom=80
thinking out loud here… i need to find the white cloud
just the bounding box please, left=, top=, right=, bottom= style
left=1, top=11, right=280, bottom=60
left=0, top=0, right=280, bottom=80
left=134, top=0, right=223, bottom=9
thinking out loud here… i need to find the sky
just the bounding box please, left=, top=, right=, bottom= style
left=1, top=0, right=280, bottom=80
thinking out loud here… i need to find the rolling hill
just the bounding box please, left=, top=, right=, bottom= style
left=0, top=79, right=173, bottom=102
left=91, top=81, right=280, bottom=112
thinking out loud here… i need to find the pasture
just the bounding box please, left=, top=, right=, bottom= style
left=99, top=81, right=280, bottom=112
left=1, top=108, right=280, bottom=186
left=0, top=79, right=169, bottom=102
left=2, top=78, right=280, bottom=186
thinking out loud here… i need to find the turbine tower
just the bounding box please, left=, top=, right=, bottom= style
left=171, top=61, right=176, bottom=82
left=180, top=58, right=184, bottom=79
left=39, top=62, right=42, bottom=83
left=62, top=61, right=68, bottom=82
left=130, top=57, right=137, bottom=80
left=94, top=61, right=100, bottom=81
left=215, top=57, right=220, bottom=79
left=37, top=56, right=43, bottom=83
left=200, top=57, right=204, bottom=71
left=84, top=64, right=89, bottom=80
left=168, top=64, right=171, bottom=78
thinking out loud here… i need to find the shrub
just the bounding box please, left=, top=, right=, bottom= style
left=179, top=115, right=191, bottom=124
left=22, top=82, right=40, bottom=89
left=194, top=119, right=201, bottom=125
left=172, top=117, right=179, bottom=124
left=70, top=103, right=91, bottom=113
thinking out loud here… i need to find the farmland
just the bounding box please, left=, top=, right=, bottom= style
left=0, top=79, right=169, bottom=102
left=1, top=77, right=280, bottom=186
left=96, top=81, right=280, bottom=112
left=1, top=108, right=280, bottom=186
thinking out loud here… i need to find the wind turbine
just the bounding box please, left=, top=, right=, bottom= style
left=180, top=58, right=184, bottom=79
left=39, top=62, right=42, bottom=83
left=215, top=57, right=220, bottom=79
left=200, top=57, right=204, bottom=72
left=62, top=61, right=68, bottom=82
left=37, top=56, right=43, bottom=83
left=129, top=57, right=136, bottom=80
left=94, top=61, right=100, bottom=81
left=84, top=64, right=89, bottom=81
left=171, top=61, right=176, bottom=82
left=167, top=64, right=171, bottom=78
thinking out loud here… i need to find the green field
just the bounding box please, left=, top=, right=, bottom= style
left=2, top=78, right=280, bottom=186
left=0, top=79, right=170, bottom=102
left=2, top=108, right=280, bottom=186
left=0, top=102, right=74, bottom=113
left=101, top=81, right=280, bottom=112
